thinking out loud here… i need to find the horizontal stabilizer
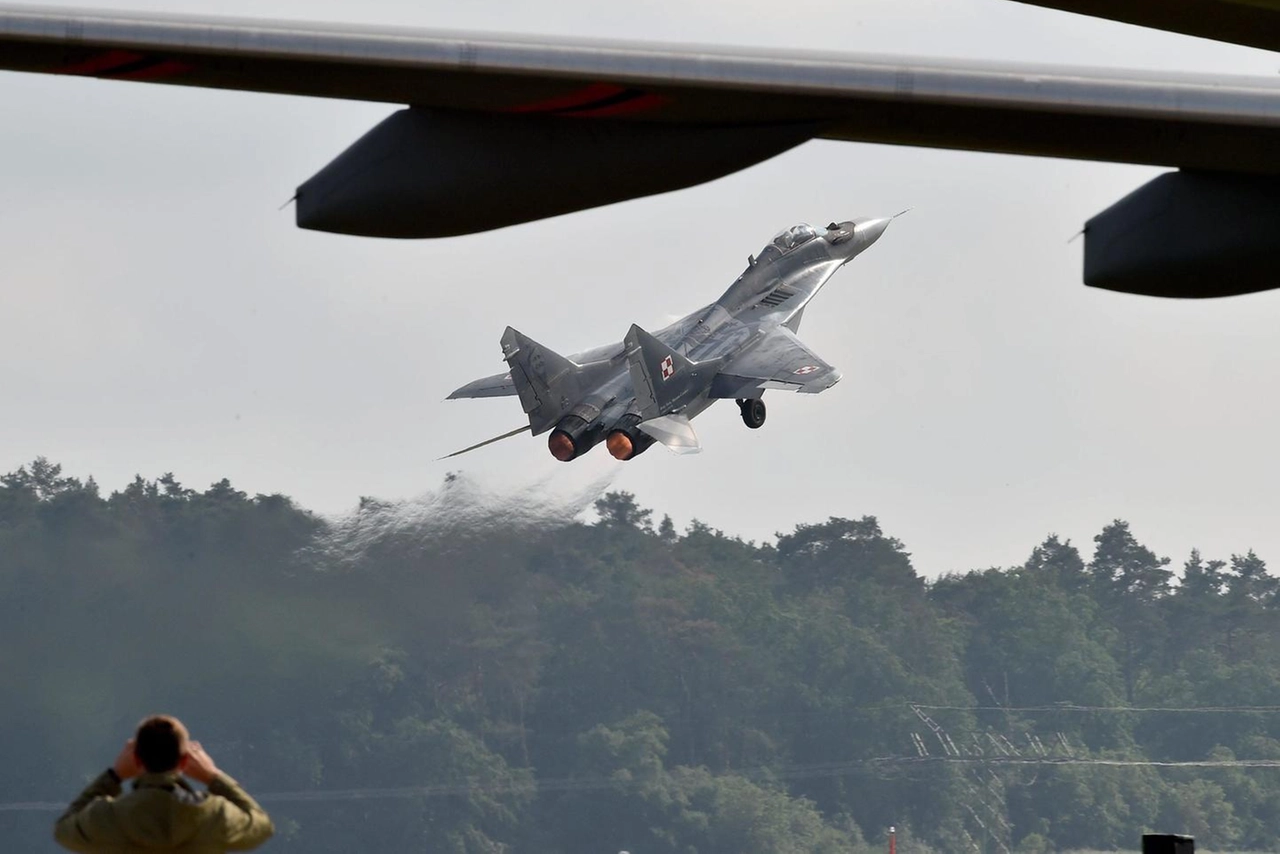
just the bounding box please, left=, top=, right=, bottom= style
left=447, top=371, right=518, bottom=399
left=637, top=414, right=701, bottom=455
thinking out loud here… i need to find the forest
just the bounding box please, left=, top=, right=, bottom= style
left=3, top=457, right=1280, bottom=853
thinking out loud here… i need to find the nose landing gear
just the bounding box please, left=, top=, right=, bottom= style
left=737, top=398, right=766, bottom=429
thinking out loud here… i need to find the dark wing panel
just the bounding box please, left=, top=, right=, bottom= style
left=2, top=4, right=1280, bottom=173
left=1011, top=0, right=1280, bottom=53
left=710, top=326, right=840, bottom=399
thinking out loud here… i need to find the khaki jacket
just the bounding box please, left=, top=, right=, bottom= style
left=54, top=769, right=274, bottom=853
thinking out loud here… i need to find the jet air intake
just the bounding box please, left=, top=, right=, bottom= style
left=296, top=109, right=814, bottom=238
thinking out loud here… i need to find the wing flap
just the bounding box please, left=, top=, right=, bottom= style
left=710, top=326, right=841, bottom=398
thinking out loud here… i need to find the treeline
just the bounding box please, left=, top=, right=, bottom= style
left=3, top=458, right=1280, bottom=853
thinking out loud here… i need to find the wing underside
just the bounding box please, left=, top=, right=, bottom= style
left=1, top=4, right=1278, bottom=173
left=710, top=326, right=841, bottom=399
left=1010, top=0, right=1280, bottom=53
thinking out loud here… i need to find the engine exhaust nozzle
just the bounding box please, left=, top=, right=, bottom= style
left=606, top=431, right=634, bottom=461
left=605, top=415, right=655, bottom=461
left=548, top=431, right=577, bottom=462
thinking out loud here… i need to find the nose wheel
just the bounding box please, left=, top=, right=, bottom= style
left=737, top=398, right=766, bottom=429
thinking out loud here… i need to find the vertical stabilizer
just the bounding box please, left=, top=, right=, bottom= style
left=501, top=327, right=601, bottom=434
left=623, top=324, right=716, bottom=419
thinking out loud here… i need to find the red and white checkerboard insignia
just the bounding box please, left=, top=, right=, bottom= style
left=659, top=355, right=675, bottom=380
left=794, top=365, right=820, bottom=375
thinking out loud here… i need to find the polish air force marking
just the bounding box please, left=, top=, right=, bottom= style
left=660, top=355, right=675, bottom=380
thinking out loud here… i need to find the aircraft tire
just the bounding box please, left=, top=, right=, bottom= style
left=740, top=398, right=766, bottom=429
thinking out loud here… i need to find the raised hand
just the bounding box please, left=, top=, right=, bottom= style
left=112, top=739, right=143, bottom=780
left=181, top=741, right=220, bottom=784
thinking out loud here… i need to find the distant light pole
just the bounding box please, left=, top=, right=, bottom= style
left=890, top=826, right=897, bottom=854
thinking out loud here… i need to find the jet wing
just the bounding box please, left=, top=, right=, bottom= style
left=446, top=371, right=516, bottom=400
left=1, top=4, right=1279, bottom=174
left=709, top=326, right=841, bottom=399
left=1010, top=0, right=1280, bottom=53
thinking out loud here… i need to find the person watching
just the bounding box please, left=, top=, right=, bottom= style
left=54, top=715, right=274, bottom=853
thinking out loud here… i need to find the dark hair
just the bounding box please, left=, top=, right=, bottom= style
left=134, top=716, right=188, bottom=773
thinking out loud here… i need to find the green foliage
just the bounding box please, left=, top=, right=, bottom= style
left=553, top=712, right=866, bottom=853
left=7, top=467, right=1280, bottom=853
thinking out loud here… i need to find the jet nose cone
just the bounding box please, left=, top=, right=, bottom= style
left=831, top=216, right=892, bottom=261
left=855, top=216, right=892, bottom=247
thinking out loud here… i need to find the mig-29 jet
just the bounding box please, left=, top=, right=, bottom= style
left=446, top=217, right=890, bottom=462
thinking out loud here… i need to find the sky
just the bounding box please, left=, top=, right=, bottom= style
left=2, top=0, right=1279, bottom=577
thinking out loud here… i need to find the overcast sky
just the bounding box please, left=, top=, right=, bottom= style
left=2, top=0, right=1279, bottom=576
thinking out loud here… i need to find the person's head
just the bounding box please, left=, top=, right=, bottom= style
left=132, top=716, right=190, bottom=773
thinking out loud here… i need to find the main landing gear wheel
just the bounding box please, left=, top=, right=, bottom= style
left=738, top=398, right=766, bottom=429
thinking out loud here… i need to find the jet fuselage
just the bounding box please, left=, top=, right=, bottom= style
left=447, top=217, right=891, bottom=461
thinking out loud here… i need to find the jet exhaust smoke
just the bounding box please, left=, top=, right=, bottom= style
left=306, top=469, right=617, bottom=571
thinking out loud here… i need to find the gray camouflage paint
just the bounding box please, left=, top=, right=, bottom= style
left=447, top=217, right=890, bottom=461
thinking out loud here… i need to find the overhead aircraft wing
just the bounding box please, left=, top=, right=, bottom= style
left=5, top=3, right=1280, bottom=297
left=1010, top=0, right=1280, bottom=53
left=1, top=3, right=1279, bottom=175
left=709, top=326, right=841, bottom=399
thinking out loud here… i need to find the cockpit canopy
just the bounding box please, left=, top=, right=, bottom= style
left=752, top=223, right=820, bottom=266
left=771, top=223, right=819, bottom=251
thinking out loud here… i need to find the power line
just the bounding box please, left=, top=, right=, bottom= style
left=8, top=756, right=1280, bottom=814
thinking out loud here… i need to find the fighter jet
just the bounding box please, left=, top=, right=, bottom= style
left=446, top=217, right=890, bottom=461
